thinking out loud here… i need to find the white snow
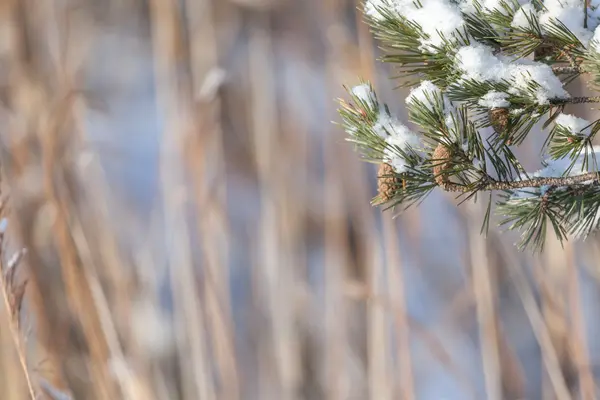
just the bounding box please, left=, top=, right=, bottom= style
left=383, top=125, right=422, bottom=173
left=351, top=83, right=377, bottom=107
left=406, top=81, right=442, bottom=108
left=510, top=0, right=597, bottom=46
left=478, top=91, right=510, bottom=108
left=589, top=0, right=600, bottom=30
left=405, top=81, right=464, bottom=142
left=365, top=0, right=466, bottom=51
left=512, top=2, right=537, bottom=29
left=374, top=113, right=402, bottom=137
left=511, top=63, right=569, bottom=104
left=555, top=113, right=592, bottom=135
left=455, top=43, right=569, bottom=104
left=456, top=44, right=509, bottom=81
left=460, top=0, right=523, bottom=15
left=592, top=25, right=600, bottom=51
left=349, top=83, right=422, bottom=173
left=364, top=0, right=394, bottom=18
left=538, top=150, right=600, bottom=177
left=406, top=80, right=453, bottom=111
left=367, top=0, right=599, bottom=50
left=512, top=0, right=600, bottom=47
left=539, top=0, right=592, bottom=47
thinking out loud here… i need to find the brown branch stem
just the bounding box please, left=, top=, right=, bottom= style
left=439, top=172, right=600, bottom=193
left=550, top=96, right=600, bottom=105
left=551, top=65, right=582, bottom=75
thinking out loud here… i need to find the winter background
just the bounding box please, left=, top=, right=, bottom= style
left=0, top=0, right=600, bottom=399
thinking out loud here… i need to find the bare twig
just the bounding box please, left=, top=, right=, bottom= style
left=0, top=239, right=36, bottom=399
left=440, top=172, right=600, bottom=193
left=550, top=96, right=600, bottom=105
left=552, top=65, right=582, bottom=75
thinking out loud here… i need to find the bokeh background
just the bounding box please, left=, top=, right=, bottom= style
left=0, top=0, right=600, bottom=399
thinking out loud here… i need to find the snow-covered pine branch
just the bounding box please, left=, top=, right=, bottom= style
left=337, top=0, right=600, bottom=250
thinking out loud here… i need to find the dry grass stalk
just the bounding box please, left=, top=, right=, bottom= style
left=501, top=242, right=572, bottom=399
left=565, top=243, right=596, bottom=400
left=343, top=279, right=477, bottom=398
left=323, top=159, right=351, bottom=400
left=350, top=9, right=394, bottom=398
left=466, top=202, right=503, bottom=400
left=382, top=217, right=415, bottom=400
left=184, top=0, right=240, bottom=397
left=0, top=211, right=36, bottom=399
left=323, top=1, right=372, bottom=398
left=148, top=0, right=217, bottom=397
left=246, top=10, right=303, bottom=398
left=537, top=243, right=577, bottom=399
left=2, top=0, right=600, bottom=398
left=2, top=0, right=118, bottom=397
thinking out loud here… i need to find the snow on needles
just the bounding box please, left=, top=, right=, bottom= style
left=540, top=0, right=592, bottom=46
left=382, top=124, right=422, bottom=173
left=555, top=113, right=593, bottom=135
left=455, top=43, right=569, bottom=104
left=512, top=2, right=537, bottom=29
left=364, top=0, right=465, bottom=51
left=478, top=91, right=510, bottom=108
left=460, top=0, right=526, bottom=16
left=406, top=80, right=464, bottom=141
left=349, top=83, right=421, bottom=173
left=368, top=0, right=599, bottom=50
left=351, top=83, right=377, bottom=107
left=406, top=81, right=446, bottom=111
left=513, top=0, right=595, bottom=46
left=592, top=26, right=600, bottom=52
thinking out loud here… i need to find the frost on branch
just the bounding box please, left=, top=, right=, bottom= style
left=336, top=0, right=600, bottom=250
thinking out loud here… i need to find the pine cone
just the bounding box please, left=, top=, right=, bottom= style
left=489, top=107, right=509, bottom=134
left=432, top=143, right=452, bottom=187
left=377, top=163, right=398, bottom=202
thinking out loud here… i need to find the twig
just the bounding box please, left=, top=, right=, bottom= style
left=0, top=246, right=37, bottom=399
left=440, top=172, right=600, bottom=193
left=551, top=65, right=582, bottom=75
left=550, top=96, right=600, bottom=105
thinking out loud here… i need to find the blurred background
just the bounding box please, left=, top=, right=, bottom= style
left=0, top=0, right=600, bottom=399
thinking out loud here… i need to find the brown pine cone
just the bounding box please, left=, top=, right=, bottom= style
left=432, top=143, right=452, bottom=187
left=377, top=163, right=398, bottom=203
left=489, top=107, right=509, bottom=134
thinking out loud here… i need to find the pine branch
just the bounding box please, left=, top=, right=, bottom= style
left=550, top=96, right=600, bottom=105
left=439, top=171, right=600, bottom=192
left=551, top=65, right=582, bottom=74
left=340, top=0, right=600, bottom=249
